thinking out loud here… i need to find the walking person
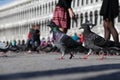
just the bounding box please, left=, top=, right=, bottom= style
left=52, top=0, right=76, bottom=33
left=26, top=24, right=36, bottom=52
left=100, top=0, right=119, bottom=42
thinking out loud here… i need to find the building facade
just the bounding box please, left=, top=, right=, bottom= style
left=0, top=0, right=120, bottom=41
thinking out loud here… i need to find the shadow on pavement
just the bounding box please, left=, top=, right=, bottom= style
left=0, top=63, right=120, bottom=80
left=68, top=71, right=120, bottom=80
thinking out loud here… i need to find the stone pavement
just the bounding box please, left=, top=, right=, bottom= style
left=0, top=52, right=120, bottom=80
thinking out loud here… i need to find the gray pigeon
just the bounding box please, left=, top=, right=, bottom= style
left=80, top=22, right=120, bottom=59
left=47, top=21, right=92, bottom=59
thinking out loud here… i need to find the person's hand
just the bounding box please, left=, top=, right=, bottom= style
left=68, top=8, right=78, bottom=26
left=68, top=8, right=75, bottom=18
left=73, top=14, right=78, bottom=24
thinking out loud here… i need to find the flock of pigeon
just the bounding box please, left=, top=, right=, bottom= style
left=0, top=21, right=120, bottom=60
left=47, top=21, right=120, bottom=60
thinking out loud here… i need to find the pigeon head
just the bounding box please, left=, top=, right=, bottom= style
left=80, top=23, right=91, bottom=30
left=79, top=21, right=96, bottom=32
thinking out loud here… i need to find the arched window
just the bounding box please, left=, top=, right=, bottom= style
left=86, top=0, right=88, bottom=4
left=85, top=12, right=88, bottom=22
left=35, top=7, right=37, bottom=17
left=44, top=20, right=47, bottom=31
left=90, top=11, right=93, bottom=23
left=51, top=2, right=54, bottom=12
left=55, top=0, right=57, bottom=5
left=94, top=10, right=98, bottom=25
left=49, top=3, right=51, bottom=13
left=46, top=4, right=47, bottom=14
left=80, top=13, right=83, bottom=24
left=77, top=0, right=79, bottom=6
left=32, top=8, right=34, bottom=17
left=39, top=21, right=42, bottom=31
left=41, top=21, right=44, bottom=31
left=43, top=5, right=45, bottom=14
left=72, top=0, right=75, bottom=7
left=40, top=6, right=41, bottom=15
left=37, top=6, right=39, bottom=16
left=91, top=0, right=93, bottom=3
left=81, top=0, right=84, bottom=5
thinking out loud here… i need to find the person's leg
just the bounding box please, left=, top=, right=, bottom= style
left=103, top=19, right=111, bottom=41
left=108, top=20, right=119, bottom=42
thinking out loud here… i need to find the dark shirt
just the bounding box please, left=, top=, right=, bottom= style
left=34, top=29, right=40, bottom=41
left=57, top=0, right=72, bottom=10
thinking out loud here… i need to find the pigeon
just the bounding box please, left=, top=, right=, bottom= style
left=47, top=21, right=92, bottom=59
left=80, top=21, right=120, bottom=59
